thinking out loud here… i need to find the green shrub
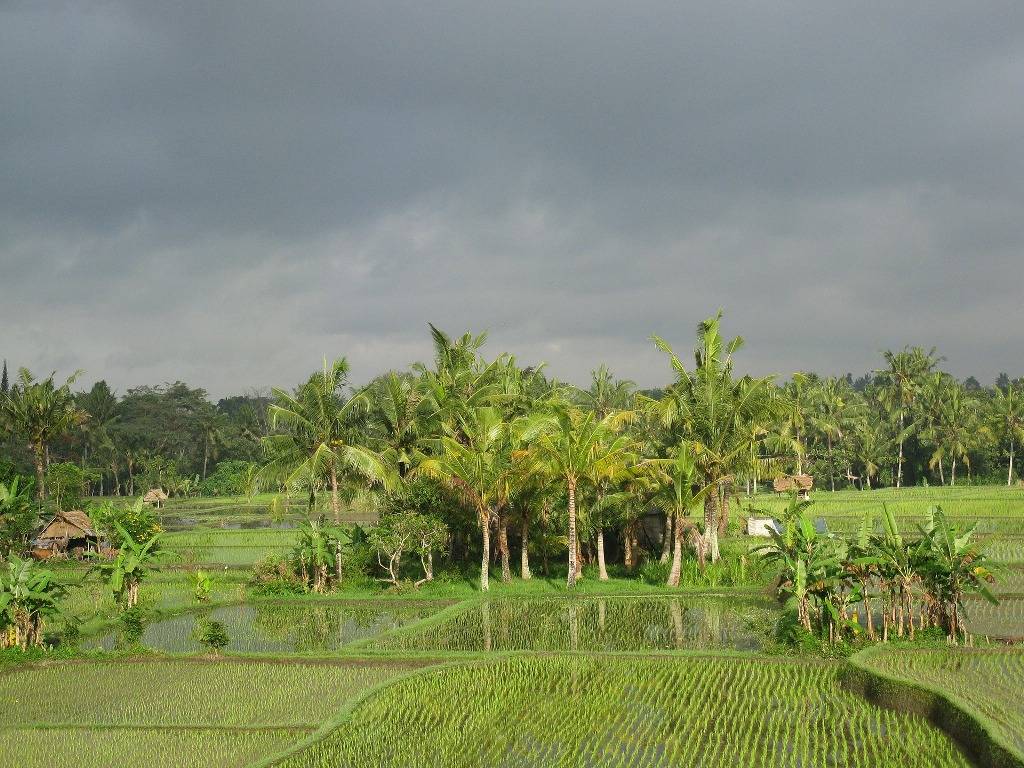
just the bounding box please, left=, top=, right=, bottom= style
left=191, top=618, right=229, bottom=655
left=249, top=555, right=304, bottom=596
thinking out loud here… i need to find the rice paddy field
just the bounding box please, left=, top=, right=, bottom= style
left=369, top=595, right=775, bottom=653
left=0, top=659, right=420, bottom=768
left=275, top=655, right=972, bottom=768
left=9, top=485, right=1024, bottom=767
left=82, top=600, right=449, bottom=653
left=855, top=647, right=1024, bottom=761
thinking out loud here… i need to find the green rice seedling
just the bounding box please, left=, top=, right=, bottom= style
left=858, top=647, right=1024, bottom=759
left=278, top=655, right=971, bottom=768
left=962, top=596, right=1024, bottom=639
left=0, top=727, right=300, bottom=768
left=0, top=660, right=411, bottom=728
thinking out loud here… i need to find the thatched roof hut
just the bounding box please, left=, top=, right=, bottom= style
left=773, top=474, right=814, bottom=498
left=143, top=488, right=168, bottom=507
left=33, top=510, right=100, bottom=559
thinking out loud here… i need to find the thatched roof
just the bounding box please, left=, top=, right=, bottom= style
left=143, top=488, right=168, bottom=503
left=37, top=510, right=97, bottom=542
left=773, top=474, right=814, bottom=493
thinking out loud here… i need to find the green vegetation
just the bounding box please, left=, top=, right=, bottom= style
left=277, top=655, right=971, bottom=768
left=0, top=659, right=416, bottom=768
left=856, top=647, right=1024, bottom=760
left=369, top=595, right=774, bottom=653
left=3, top=320, right=1024, bottom=767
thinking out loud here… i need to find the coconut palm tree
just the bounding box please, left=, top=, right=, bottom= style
left=262, top=358, right=394, bottom=522
left=415, top=406, right=513, bottom=591
left=929, top=384, right=986, bottom=486
left=649, top=312, right=779, bottom=561
left=365, top=372, right=426, bottom=477
left=781, top=372, right=815, bottom=476
left=877, top=347, right=940, bottom=488
left=810, top=377, right=848, bottom=491
left=646, top=443, right=711, bottom=586
left=519, top=400, right=634, bottom=588
left=991, top=383, right=1024, bottom=486
left=0, top=368, right=85, bottom=500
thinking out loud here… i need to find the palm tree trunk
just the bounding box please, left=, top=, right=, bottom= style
left=896, top=410, right=905, bottom=488
left=32, top=442, right=46, bottom=500
left=938, top=457, right=945, bottom=485
left=1009, top=438, right=1015, bottom=486
left=329, top=462, right=341, bottom=523
left=704, top=491, right=721, bottom=563
left=202, top=438, right=209, bottom=480
left=520, top=513, right=532, bottom=580
left=828, top=434, right=835, bottom=491
left=596, top=528, right=609, bottom=581
left=480, top=509, right=491, bottom=592
left=660, top=511, right=673, bottom=563
left=667, top=510, right=685, bottom=587
left=951, top=457, right=956, bottom=486
left=498, top=512, right=511, bottom=582
left=566, top=479, right=578, bottom=589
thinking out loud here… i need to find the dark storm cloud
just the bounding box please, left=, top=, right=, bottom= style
left=2, top=0, right=1023, bottom=395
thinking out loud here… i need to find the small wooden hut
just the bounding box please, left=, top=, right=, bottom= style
left=143, top=488, right=168, bottom=508
left=773, top=474, right=814, bottom=499
left=33, top=510, right=100, bottom=559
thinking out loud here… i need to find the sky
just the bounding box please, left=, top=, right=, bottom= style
left=2, top=1, right=1023, bottom=398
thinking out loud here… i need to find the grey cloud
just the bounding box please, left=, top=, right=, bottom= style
left=2, top=1, right=1023, bottom=396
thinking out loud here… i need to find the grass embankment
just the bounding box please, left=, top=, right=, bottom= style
left=844, top=646, right=1024, bottom=768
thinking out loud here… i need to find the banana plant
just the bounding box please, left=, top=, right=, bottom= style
left=917, top=505, right=998, bottom=643
left=95, top=522, right=168, bottom=609
left=0, top=556, right=66, bottom=649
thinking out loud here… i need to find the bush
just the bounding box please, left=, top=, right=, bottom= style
left=198, top=460, right=253, bottom=497
left=637, top=558, right=671, bottom=585
left=249, top=555, right=304, bottom=596
left=116, top=605, right=151, bottom=648
left=190, top=570, right=213, bottom=602
left=87, top=498, right=161, bottom=543
left=191, top=618, right=230, bottom=655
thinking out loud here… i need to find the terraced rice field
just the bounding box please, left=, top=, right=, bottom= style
left=278, top=655, right=971, bottom=768
left=964, top=596, right=1024, bottom=639
left=747, top=487, right=1024, bottom=536
left=0, top=659, right=417, bottom=768
left=369, top=596, right=774, bottom=652
left=858, top=647, right=1024, bottom=759
left=82, top=600, right=446, bottom=653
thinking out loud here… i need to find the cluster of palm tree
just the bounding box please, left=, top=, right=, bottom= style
left=260, top=315, right=783, bottom=591
left=769, top=348, right=1024, bottom=491
left=758, top=498, right=998, bottom=645
left=0, top=369, right=84, bottom=500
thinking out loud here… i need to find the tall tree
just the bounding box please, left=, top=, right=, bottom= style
left=991, top=383, right=1024, bottom=486
left=647, top=443, right=710, bottom=586
left=878, top=346, right=940, bottom=488
left=0, top=369, right=84, bottom=499
left=262, top=358, right=393, bottom=522
left=649, top=313, right=779, bottom=561
left=520, top=400, right=633, bottom=588
left=415, top=406, right=513, bottom=591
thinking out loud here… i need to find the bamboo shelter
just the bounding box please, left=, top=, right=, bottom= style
left=32, top=510, right=100, bottom=559
left=143, top=488, right=169, bottom=508
left=773, top=474, right=814, bottom=499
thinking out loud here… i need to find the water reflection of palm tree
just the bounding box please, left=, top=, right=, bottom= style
left=670, top=599, right=684, bottom=649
